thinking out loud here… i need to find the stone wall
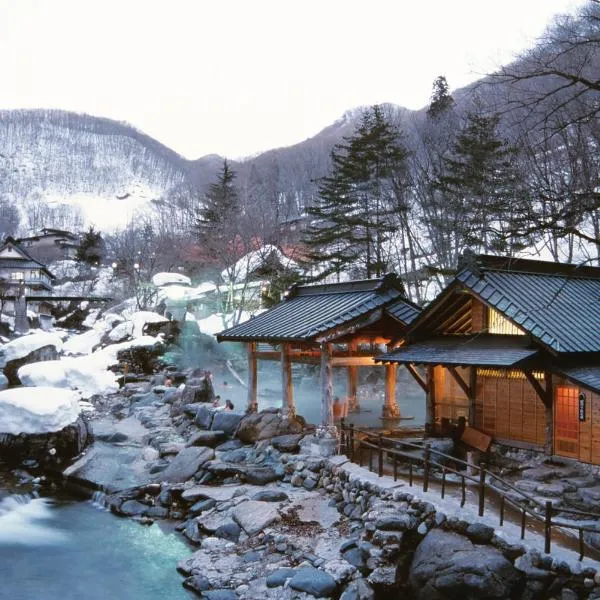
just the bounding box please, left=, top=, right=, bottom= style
left=285, top=455, right=600, bottom=600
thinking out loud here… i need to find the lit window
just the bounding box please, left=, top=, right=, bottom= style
left=10, top=271, right=24, bottom=281
left=488, top=307, right=524, bottom=335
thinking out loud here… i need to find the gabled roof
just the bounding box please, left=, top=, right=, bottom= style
left=405, top=255, right=600, bottom=354
left=377, top=335, right=538, bottom=367
left=455, top=255, right=600, bottom=353
left=0, top=238, right=56, bottom=280
left=216, top=273, right=420, bottom=343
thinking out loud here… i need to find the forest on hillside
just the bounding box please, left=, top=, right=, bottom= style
left=2, top=1, right=600, bottom=306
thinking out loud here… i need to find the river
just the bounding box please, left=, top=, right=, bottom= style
left=0, top=483, right=193, bottom=600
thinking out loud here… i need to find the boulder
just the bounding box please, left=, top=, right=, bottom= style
left=182, top=379, right=214, bottom=405
left=183, top=575, right=211, bottom=594
left=409, top=529, right=522, bottom=599
left=211, top=411, right=244, bottom=436
left=214, top=521, right=242, bottom=542
left=252, top=489, right=289, bottom=502
left=266, top=567, right=297, bottom=588
left=271, top=433, right=303, bottom=453
left=340, top=578, right=375, bottom=600
left=3, top=344, right=61, bottom=385
left=236, top=411, right=305, bottom=443
left=181, top=484, right=245, bottom=503
left=289, top=567, right=337, bottom=598
left=187, top=430, right=227, bottom=448
left=232, top=500, right=279, bottom=536
left=156, top=446, right=214, bottom=483
left=195, top=405, right=216, bottom=429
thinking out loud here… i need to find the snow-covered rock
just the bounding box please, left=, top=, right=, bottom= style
left=152, top=272, right=191, bottom=287
left=120, top=311, right=168, bottom=338
left=63, top=329, right=102, bottom=356
left=0, top=387, right=80, bottom=435
left=0, top=332, right=63, bottom=368
left=106, top=321, right=134, bottom=343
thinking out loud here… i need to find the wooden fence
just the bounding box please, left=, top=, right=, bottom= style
left=339, top=421, right=600, bottom=560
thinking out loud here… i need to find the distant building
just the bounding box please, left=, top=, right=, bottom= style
left=0, top=238, right=56, bottom=329
left=16, top=228, right=80, bottom=263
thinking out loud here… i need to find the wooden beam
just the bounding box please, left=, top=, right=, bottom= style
left=330, top=356, right=378, bottom=367
left=281, top=343, right=295, bottom=416
left=405, top=364, right=429, bottom=393
left=347, top=341, right=359, bottom=412
left=544, top=372, right=553, bottom=456
left=382, top=364, right=400, bottom=418
left=321, top=342, right=334, bottom=426
left=468, top=366, right=477, bottom=426
left=523, top=371, right=551, bottom=407
left=425, top=365, right=436, bottom=431
left=447, top=366, right=471, bottom=398
left=247, top=342, right=258, bottom=413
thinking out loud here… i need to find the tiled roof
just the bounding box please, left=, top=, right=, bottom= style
left=376, top=335, right=538, bottom=367
left=554, top=365, right=600, bottom=394
left=217, top=274, right=419, bottom=343
left=457, top=255, right=600, bottom=353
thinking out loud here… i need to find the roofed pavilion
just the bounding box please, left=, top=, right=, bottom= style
left=216, top=274, right=421, bottom=425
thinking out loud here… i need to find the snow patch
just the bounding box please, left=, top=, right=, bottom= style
left=152, top=272, right=191, bottom=287
left=0, top=387, right=80, bottom=434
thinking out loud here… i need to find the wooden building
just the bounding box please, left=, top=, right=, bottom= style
left=377, top=254, right=600, bottom=465
left=216, top=274, right=421, bottom=425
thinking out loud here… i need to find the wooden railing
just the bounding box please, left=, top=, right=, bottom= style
left=339, top=421, right=600, bottom=560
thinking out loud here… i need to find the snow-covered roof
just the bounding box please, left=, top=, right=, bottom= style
left=152, top=272, right=191, bottom=287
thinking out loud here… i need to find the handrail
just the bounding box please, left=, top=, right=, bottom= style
left=340, top=421, right=600, bottom=560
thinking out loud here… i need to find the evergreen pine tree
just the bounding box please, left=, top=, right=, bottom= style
left=434, top=112, right=527, bottom=257
left=427, top=76, right=455, bottom=119
left=75, top=226, right=103, bottom=265
left=304, top=106, right=409, bottom=280
left=195, top=159, right=241, bottom=259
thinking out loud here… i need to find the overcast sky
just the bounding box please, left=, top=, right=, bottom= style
left=0, top=0, right=585, bottom=159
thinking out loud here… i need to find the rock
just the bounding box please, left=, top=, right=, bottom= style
left=251, top=489, right=289, bottom=502
left=195, top=405, right=216, bottom=430
left=342, top=548, right=366, bottom=570
left=535, top=482, right=565, bottom=497
left=117, top=500, right=148, bottom=516
left=181, top=484, right=244, bottom=503
left=409, top=529, right=522, bottom=599
left=236, top=410, right=305, bottom=443
left=215, top=440, right=243, bottom=451
left=243, top=466, right=280, bottom=485
left=266, top=567, right=297, bottom=588
left=183, top=520, right=203, bottom=544
left=183, top=574, right=211, bottom=594
left=3, top=343, right=60, bottom=386
left=340, top=578, right=375, bottom=600
left=232, top=500, right=279, bottom=536
left=514, top=553, right=554, bottom=582
left=374, top=514, right=416, bottom=531
left=188, top=498, right=217, bottom=516
left=156, top=446, right=214, bottom=483
left=181, top=379, right=214, bottom=405
left=211, top=411, right=244, bottom=436
left=367, top=567, right=397, bottom=588
left=214, top=521, right=242, bottom=542
left=142, top=446, right=160, bottom=461
left=145, top=505, right=168, bottom=518
left=465, top=523, right=495, bottom=544
left=187, top=430, right=227, bottom=448
left=561, top=589, right=578, bottom=600
left=578, top=486, right=600, bottom=504
left=289, top=567, right=337, bottom=598
left=271, top=434, right=303, bottom=453
left=202, top=590, right=237, bottom=600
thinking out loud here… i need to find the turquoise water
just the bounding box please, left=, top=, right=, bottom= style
left=0, top=493, right=193, bottom=600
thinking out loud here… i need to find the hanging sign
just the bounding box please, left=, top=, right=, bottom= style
left=579, top=392, right=586, bottom=422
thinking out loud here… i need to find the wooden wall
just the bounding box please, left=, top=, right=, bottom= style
left=475, top=374, right=546, bottom=447
left=433, top=366, right=469, bottom=422
left=554, top=379, right=600, bottom=464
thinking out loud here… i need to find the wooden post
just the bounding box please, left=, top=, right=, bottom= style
left=321, top=342, right=334, bottom=426
left=544, top=372, right=553, bottom=456
left=469, top=367, right=477, bottom=426
left=544, top=501, right=552, bottom=554
left=281, top=343, right=295, bottom=416
left=478, top=462, right=486, bottom=517
left=347, top=342, right=359, bottom=412
left=247, top=342, right=258, bottom=413
left=425, top=365, right=436, bottom=433
left=423, top=443, right=431, bottom=492
left=382, top=363, right=400, bottom=419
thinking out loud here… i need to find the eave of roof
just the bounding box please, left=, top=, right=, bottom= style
left=376, top=334, right=539, bottom=367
